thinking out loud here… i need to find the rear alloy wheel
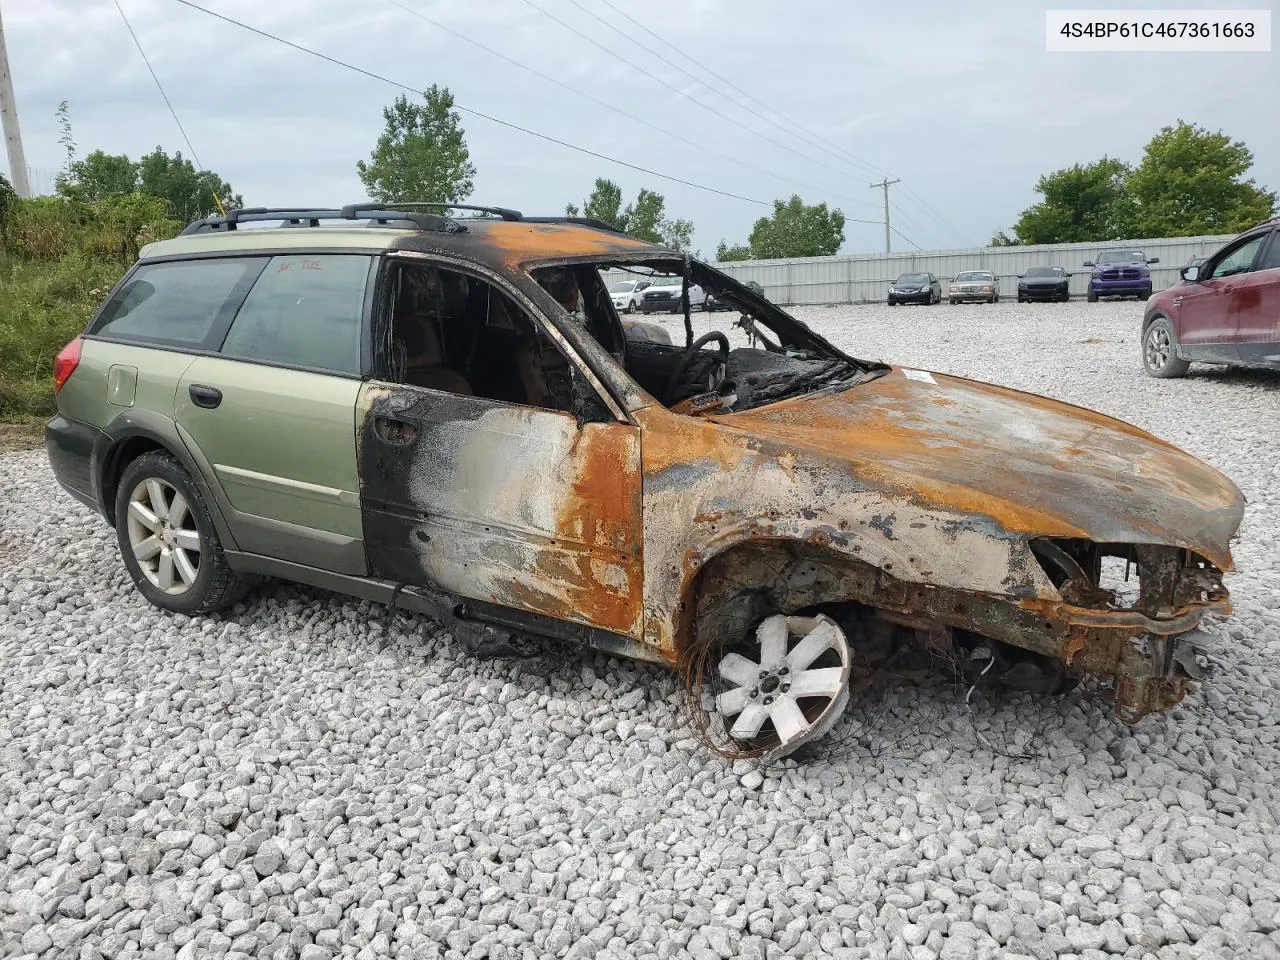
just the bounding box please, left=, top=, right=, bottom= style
left=1142, top=318, right=1191, bottom=378
left=115, top=451, right=247, bottom=614
left=1087, top=288, right=1098, bottom=303
left=626, top=300, right=636, bottom=314
left=715, top=613, right=852, bottom=760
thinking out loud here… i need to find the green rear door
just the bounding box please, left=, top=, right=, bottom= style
left=173, top=253, right=374, bottom=575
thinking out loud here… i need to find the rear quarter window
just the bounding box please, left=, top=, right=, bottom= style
left=92, top=258, right=266, bottom=348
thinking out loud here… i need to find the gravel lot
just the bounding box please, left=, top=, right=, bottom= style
left=2, top=299, right=1279, bottom=960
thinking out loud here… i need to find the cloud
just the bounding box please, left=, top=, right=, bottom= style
left=5, top=0, right=1276, bottom=254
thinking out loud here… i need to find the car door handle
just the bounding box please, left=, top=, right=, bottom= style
left=189, top=384, right=222, bottom=409
left=373, top=416, right=418, bottom=446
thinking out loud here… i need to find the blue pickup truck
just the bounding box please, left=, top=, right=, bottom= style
left=1084, top=249, right=1158, bottom=301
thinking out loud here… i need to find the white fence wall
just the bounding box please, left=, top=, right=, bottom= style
left=709, top=235, right=1236, bottom=306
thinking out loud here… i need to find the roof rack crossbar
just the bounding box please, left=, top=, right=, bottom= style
left=180, top=207, right=465, bottom=235
left=339, top=202, right=523, bottom=221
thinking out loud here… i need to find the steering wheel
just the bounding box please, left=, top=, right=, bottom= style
left=665, top=331, right=730, bottom=401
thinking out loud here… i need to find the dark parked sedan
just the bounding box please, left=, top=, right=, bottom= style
left=887, top=272, right=941, bottom=305
left=704, top=280, right=765, bottom=311
left=1017, top=266, right=1071, bottom=302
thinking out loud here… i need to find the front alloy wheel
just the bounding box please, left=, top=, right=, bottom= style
left=715, top=613, right=852, bottom=760
left=1142, top=318, right=1191, bottom=378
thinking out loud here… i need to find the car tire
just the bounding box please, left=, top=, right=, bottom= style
left=626, top=301, right=636, bottom=314
left=1142, top=317, right=1191, bottom=379
left=1087, top=288, right=1098, bottom=303
left=1139, top=289, right=1151, bottom=301
left=114, top=450, right=248, bottom=615
left=948, top=298, right=956, bottom=305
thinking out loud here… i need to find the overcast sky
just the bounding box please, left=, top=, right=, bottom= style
left=5, top=0, right=1278, bottom=255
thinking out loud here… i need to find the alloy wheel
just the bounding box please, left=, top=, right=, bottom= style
left=715, top=613, right=852, bottom=759
left=125, top=477, right=202, bottom=595
left=1145, top=326, right=1172, bottom=371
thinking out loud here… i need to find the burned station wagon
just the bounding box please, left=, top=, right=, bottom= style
left=46, top=203, right=1245, bottom=760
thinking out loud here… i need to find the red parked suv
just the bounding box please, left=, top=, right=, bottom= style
left=1142, top=218, right=1280, bottom=377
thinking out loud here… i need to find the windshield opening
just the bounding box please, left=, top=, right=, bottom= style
left=1097, top=251, right=1145, bottom=264
left=955, top=271, right=991, bottom=282
left=536, top=258, right=883, bottom=417
left=897, top=273, right=929, bottom=283
left=1024, top=267, right=1062, bottom=277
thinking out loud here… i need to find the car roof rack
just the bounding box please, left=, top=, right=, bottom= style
left=178, top=204, right=636, bottom=237
left=340, top=201, right=524, bottom=222
left=180, top=205, right=467, bottom=236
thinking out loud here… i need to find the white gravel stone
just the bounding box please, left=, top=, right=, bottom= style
left=3, top=300, right=1280, bottom=958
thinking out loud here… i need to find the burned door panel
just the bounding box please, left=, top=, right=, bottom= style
left=358, top=383, right=644, bottom=637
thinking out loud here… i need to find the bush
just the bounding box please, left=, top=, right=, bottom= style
left=0, top=195, right=181, bottom=419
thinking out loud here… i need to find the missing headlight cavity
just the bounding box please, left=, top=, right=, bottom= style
left=1030, top=539, right=1226, bottom=616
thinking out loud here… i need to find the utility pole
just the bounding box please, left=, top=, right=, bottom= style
left=869, top=177, right=899, bottom=253
left=0, top=2, right=30, bottom=197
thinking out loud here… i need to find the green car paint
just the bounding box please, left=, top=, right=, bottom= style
left=173, top=356, right=364, bottom=574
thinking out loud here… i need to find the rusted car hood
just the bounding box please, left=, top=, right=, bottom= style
left=711, top=368, right=1244, bottom=570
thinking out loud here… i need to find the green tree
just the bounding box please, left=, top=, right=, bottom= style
left=136, top=147, right=240, bottom=222
left=1126, top=120, right=1276, bottom=237
left=566, top=177, right=626, bottom=229
left=715, top=240, right=753, bottom=261
left=989, top=230, right=1018, bottom=247
left=566, top=179, right=694, bottom=250
left=357, top=86, right=476, bottom=204
left=740, top=195, right=845, bottom=259
left=56, top=151, right=139, bottom=202
left=1008, top=157, right=1132, bottom=244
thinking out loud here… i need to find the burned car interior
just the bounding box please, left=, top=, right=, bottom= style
left=376, top=253, right=881, bottom=420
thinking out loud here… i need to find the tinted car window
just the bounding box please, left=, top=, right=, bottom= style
left=1210, top=236, right=1266, bottom=279
left=221, top=255, right=371, bottom=375
left=94, top=258, right=264, bottom=348
left=1252, top=232, right=1280, bottom=272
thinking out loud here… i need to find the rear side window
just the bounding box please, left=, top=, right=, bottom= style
left=220, top=255, right=371, bottom=375
left=93, top=258, right=264, bottom=348
left=1255, top=231, right=1280, bottom=272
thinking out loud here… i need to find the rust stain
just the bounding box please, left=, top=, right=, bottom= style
left=541, top=423, right=645, bottom=636
left=477, top=221, right=654, bottom=268
left=1062, top=632, right=1086, bottom=664
left=706, top=368, right=1241, bottom=570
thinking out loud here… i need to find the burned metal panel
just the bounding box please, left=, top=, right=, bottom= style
left=708, top=368, right=1244, bottom=571
left=691, top=540, right=1219, bottom=721
left=358, top=383, right=645, bottom=638
left=633, top=403, right=1062, bottom=657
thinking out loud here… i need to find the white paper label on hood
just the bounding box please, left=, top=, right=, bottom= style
left=902, top=369, right=936, bottom=384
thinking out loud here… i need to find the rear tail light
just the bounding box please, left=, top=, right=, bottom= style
left=53, top=337, right=82, bottom=393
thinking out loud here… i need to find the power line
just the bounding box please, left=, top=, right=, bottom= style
left=563, top=0, right=971, bottom=245
left=580, top=0, right=972, bottom=249
left=113, top=0, right=204, bottom=171
left=890, top=225, right=922, bottom=251
left=518, top=0, right=882, bottom=211
left=385, top=0, right=877, bottom=220
left=168, top=0, right=771, bottom=208
left=591, top=0, right=887, bottom=181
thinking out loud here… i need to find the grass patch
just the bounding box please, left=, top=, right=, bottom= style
left=0, top=193, right=179, bottom=421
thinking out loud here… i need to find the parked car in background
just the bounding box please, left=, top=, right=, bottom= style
left=1017, top=266, right=1071, bottom=302
left=1084, top=250, right=1158, bottom=302
left=1141, top=218, right=1280, bottom=377
left=639, top=275, right=705, bottom=313
left=609, top=278, right=651, bottom=313
left=704, top=279, right=765, bottom=311
left=887, top=272, right=942, bottom=306
left=948, top=270, right=999, bottom=304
